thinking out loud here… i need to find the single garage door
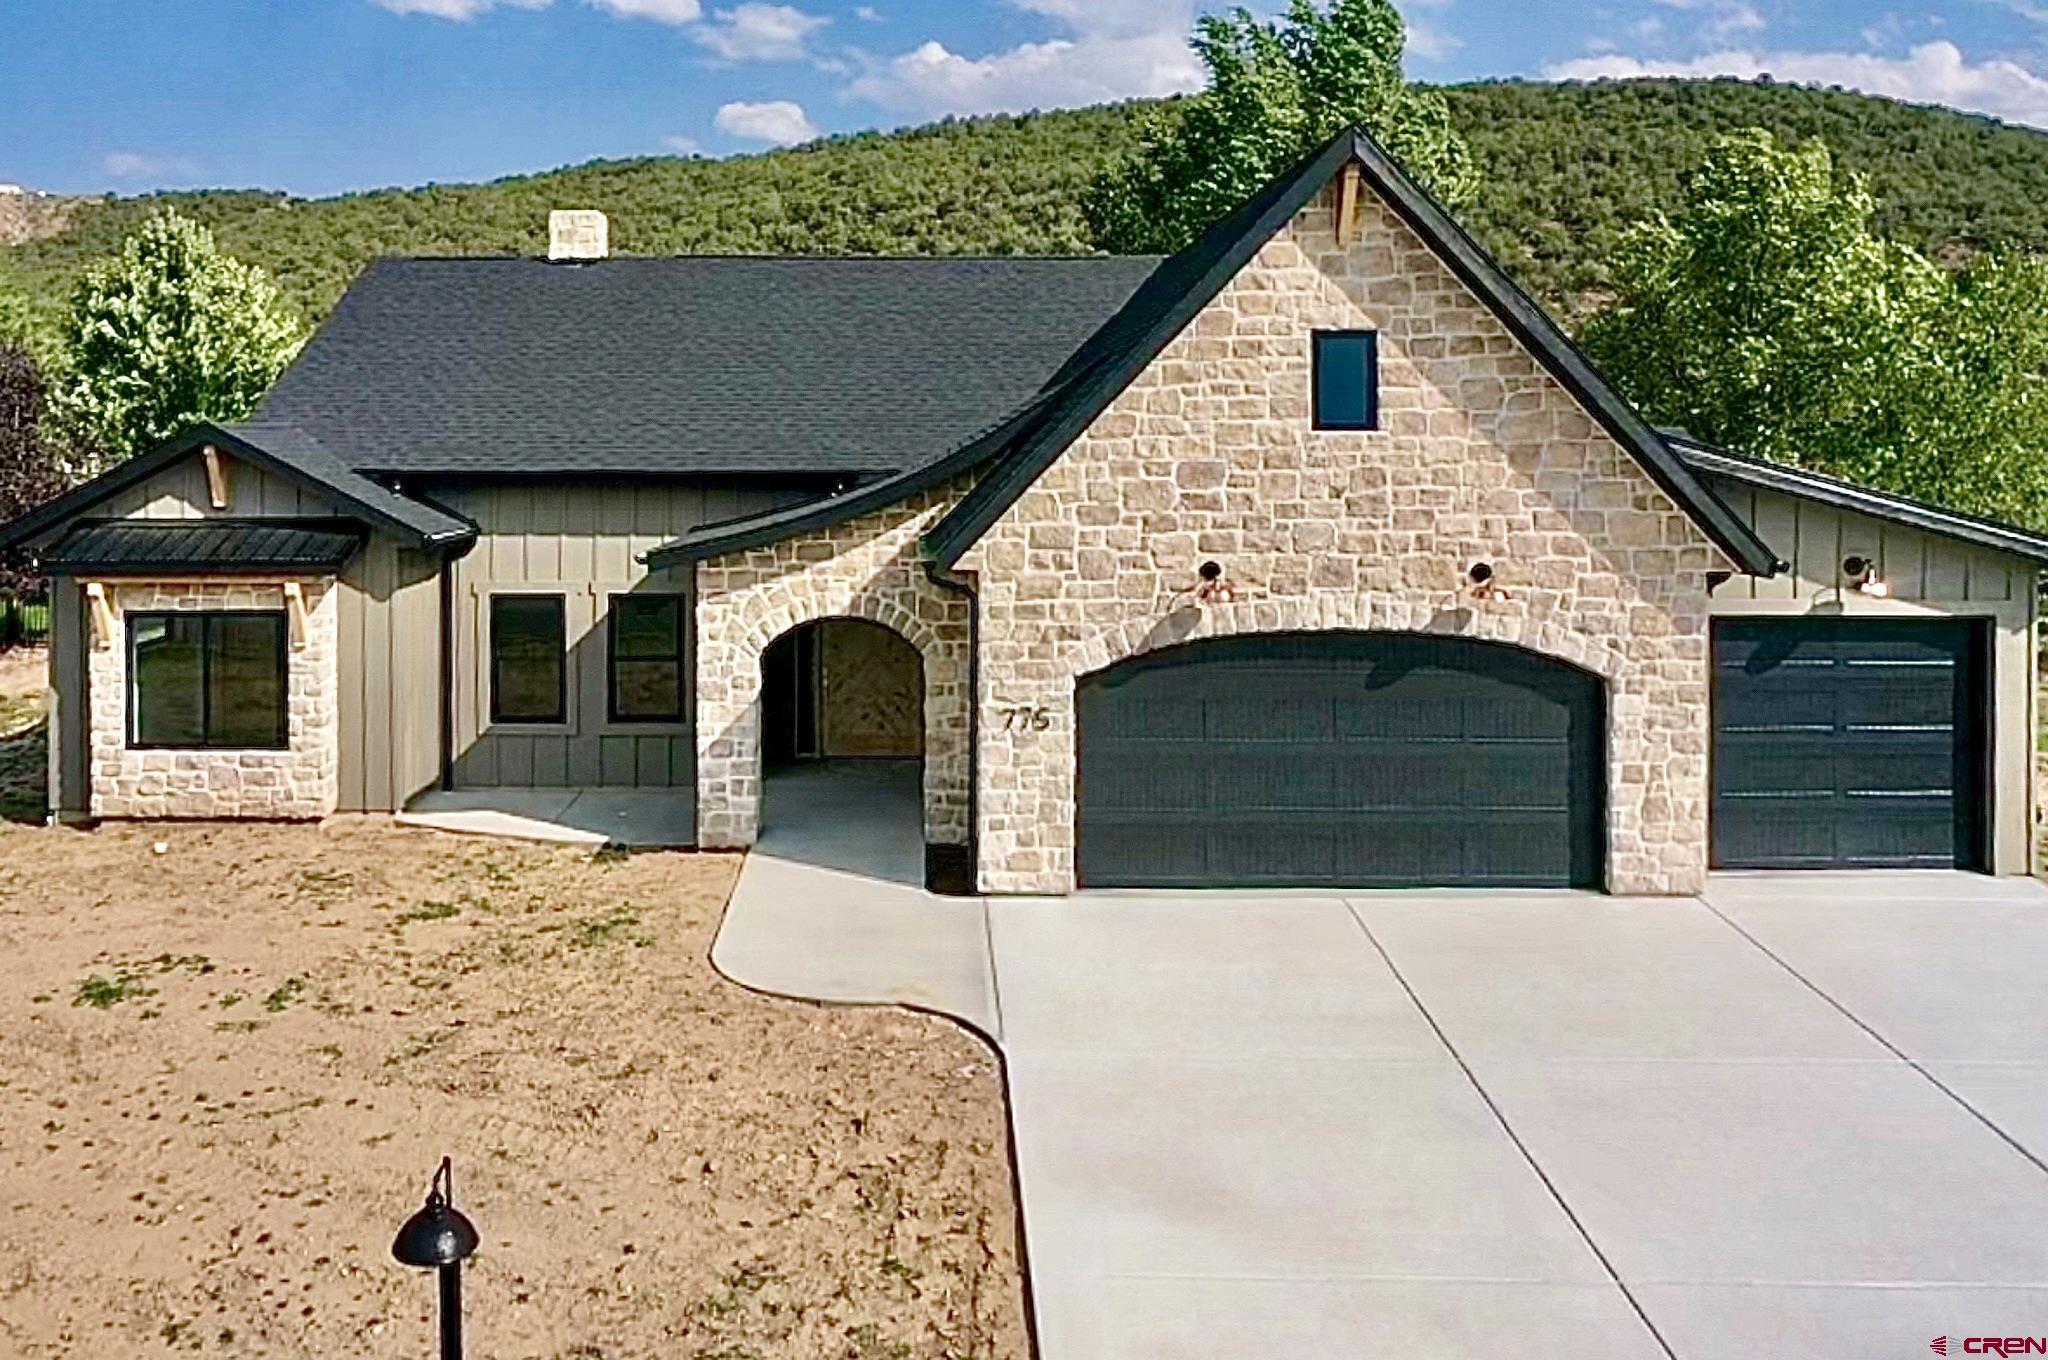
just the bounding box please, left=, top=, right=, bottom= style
left=1075, top=632, right=1605, bottom=889
left=1712, top=618, right=1987, bottom=870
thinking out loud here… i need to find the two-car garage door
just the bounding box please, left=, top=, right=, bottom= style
left=1711, top=618, right=1988, bottom=871
left=1075, top=633, right=1606, bottom=890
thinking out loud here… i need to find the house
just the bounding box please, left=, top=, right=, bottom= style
left=5, top=127, right=2042, bottom=895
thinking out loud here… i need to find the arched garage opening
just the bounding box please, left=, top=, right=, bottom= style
left=1075, top=631, right=1607, bottom=890
left=759, top=617, right=926, bottom=879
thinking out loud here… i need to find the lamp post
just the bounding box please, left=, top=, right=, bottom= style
left=392, top=1157, right=480, bottom=1360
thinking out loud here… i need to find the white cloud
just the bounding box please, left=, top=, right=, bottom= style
left=369, top=0, right=549, bottom=18
left=853, top=4, right=882, bottom=18
left=845, top=0, right=1205, bottom=119
left=693, top=3, right=829, bottom=60
left=1405, top=19, right=1461, bottom=61
left=1647, top=0, right=1765, bottom=38
left=103, top=151, right=199, bottom=180
left=584, top=0, right=701, bottom=21
left=1546, top=39, right=2048, bottom=129
left=714, top=98, right=820, bottom=144
left=662, top=133, right=702, bottom=153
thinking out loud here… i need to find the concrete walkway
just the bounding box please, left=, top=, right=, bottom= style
left=399, top=787, right=693, bottom=847
left=715, top=847, right=2048, bottom=1358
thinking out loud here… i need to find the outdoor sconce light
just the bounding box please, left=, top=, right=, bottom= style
left=1842, top=555, right=1891, bottom=598
left=392, top=1157, right=480, bottom=1360
left=1190, top=559, right=1236, bottom=604
left=1467, top=561, right=1511, bottom=601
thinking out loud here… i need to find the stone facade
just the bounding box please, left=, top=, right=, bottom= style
left=957, top=183, right=1733, bottom=896
left=87, top=579, right=340, bottom=819
left=694, top=489, right=972, bottom=848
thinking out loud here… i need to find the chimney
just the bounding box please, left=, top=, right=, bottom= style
left=548, top=209, right=608, bottom=262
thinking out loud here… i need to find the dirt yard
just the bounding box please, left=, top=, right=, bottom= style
left=0, top=819, right=1024, bottom=1357
left=0, top=645, right=46, bottom=822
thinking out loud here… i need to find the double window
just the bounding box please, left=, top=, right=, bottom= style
left=1312, top=330, right=1380, bottom=431
left=128, top=612, right=288, bottom=750
left=486, top=592, right=686, bottom=727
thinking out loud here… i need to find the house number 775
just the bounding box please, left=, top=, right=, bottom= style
left=1000, top=706, right=1053, bottom=733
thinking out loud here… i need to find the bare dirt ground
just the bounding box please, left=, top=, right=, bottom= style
left=0, top=645, right=46, bottom=821
left=0, top=655, right=1026, bottom=1360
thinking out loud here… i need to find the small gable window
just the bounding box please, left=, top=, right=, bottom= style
left=1313, top=330, right=1379, bottom=431
left=490, top=594, right=567, bottom=725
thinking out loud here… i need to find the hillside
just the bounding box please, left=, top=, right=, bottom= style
left=4, top=78, right=2047, bottom=347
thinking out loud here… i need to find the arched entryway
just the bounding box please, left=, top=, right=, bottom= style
left=1075, top=631, right=1607, bottom=889
left=758, top=617, right=928, bottom=881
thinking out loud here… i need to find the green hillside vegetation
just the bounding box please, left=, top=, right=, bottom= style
left=4, top=78, right=2047, bottom=350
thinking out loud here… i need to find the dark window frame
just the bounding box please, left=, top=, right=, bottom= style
left=1312, top=330, right=1380, bottom=431
left=126, top=610, right=290, bottom=751
left=489, top=594, right=568, bottom=726
left=606, top=593, right=687, bottom=725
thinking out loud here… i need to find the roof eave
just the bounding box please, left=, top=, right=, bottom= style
left=1671, top=435, right=2048, bottom=567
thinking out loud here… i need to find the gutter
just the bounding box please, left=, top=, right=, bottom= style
left=438, top=549, right=456, bottom=792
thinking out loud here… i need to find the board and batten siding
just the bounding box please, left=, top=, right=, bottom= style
left=1705, top=476, right=2039, bottom=875
left=42, top=452, right=443, bottom=815
left=437, top=481, right=810, bottom=795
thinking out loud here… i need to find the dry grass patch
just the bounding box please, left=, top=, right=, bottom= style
left=0, top=819, right=1024, bottom=1360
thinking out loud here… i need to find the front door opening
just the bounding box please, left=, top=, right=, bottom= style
left=759, top=618, right=926, bottom=884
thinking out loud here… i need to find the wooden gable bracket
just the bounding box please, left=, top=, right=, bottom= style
left=1334, top=162, right=1362, bottom=247
left=281, top=582, right=310, bottom=651
left=83, top=582, right=117, bottom=649
left=202, top=443, right=232, bottom=511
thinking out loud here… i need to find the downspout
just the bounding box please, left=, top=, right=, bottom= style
left=438, top=549, right=456, bottom=792
left=923, top=557, right=980, bottom=893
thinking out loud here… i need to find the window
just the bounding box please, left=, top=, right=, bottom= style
left=490, top=595, right=566, bottom=724
left=128, top=612, right=288, bottom=750
left=608, top=594, right=685, bottom=723
left=1313, top=330, right=1379, bottom=430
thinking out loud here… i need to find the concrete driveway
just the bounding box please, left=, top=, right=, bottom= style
left=716, top=863, right=2048, bottom=1359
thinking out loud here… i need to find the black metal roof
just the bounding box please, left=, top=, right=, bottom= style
left=919, top=128, right=1783, bottom=577
left=43, top=519, right=368, bottom=573
left=257, top=255, right=1161, bottom=478
left=1668, top=433, right=2048, bottom=566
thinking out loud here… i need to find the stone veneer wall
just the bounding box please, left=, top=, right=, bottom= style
left=695, top=489, right=972, bottom=848
left=87, top=579, right=340, bottom=819
left=958, top=184, right=1733, bottom=896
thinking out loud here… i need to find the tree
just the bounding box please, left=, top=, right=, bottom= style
left=1583, top=128, right=2048, bottom=531
left=56, top=210, right=303, bottom=467
left=1083, top=0, right=1475, bottom=254
left=0, top=343, right=80, bottom=596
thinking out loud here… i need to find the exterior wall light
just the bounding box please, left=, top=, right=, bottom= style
left=1842, top=555, right=1891, bottom=598
left=1467, top=561, right=1511, bottom=601
left=392, top=1157, right=481, bottom=1360
left=1189, top=560, right=1236, bottom=605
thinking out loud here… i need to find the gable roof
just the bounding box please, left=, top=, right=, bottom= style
left=1668, top=433, right=2048, bottom=566
left=258, top=255, right=1160, bottom=479
left=0, top=423, right=476, bottom=555
left=917, top=127, right=1784, bottom=578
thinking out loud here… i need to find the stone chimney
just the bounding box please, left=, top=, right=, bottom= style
left=548, top=209, right=608, bottom=262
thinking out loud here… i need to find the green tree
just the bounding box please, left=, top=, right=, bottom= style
left=1083, top=0, right=1475, bottom=254
left=56, top=210, right=303, bottom=466
left=0, top=343, right=80, bottom=594
left=1584, top=128, right=2048, bottom=530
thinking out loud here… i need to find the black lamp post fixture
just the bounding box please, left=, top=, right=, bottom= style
left=392, top=1157, right=480, bottom=1360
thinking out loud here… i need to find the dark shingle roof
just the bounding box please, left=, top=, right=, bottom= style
left=45, top=519, right=368, bottom=573
left=257, top=255, right=1161, bottom=477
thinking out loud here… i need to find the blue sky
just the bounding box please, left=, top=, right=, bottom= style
left=7, top=0, right=2048, bottom=197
